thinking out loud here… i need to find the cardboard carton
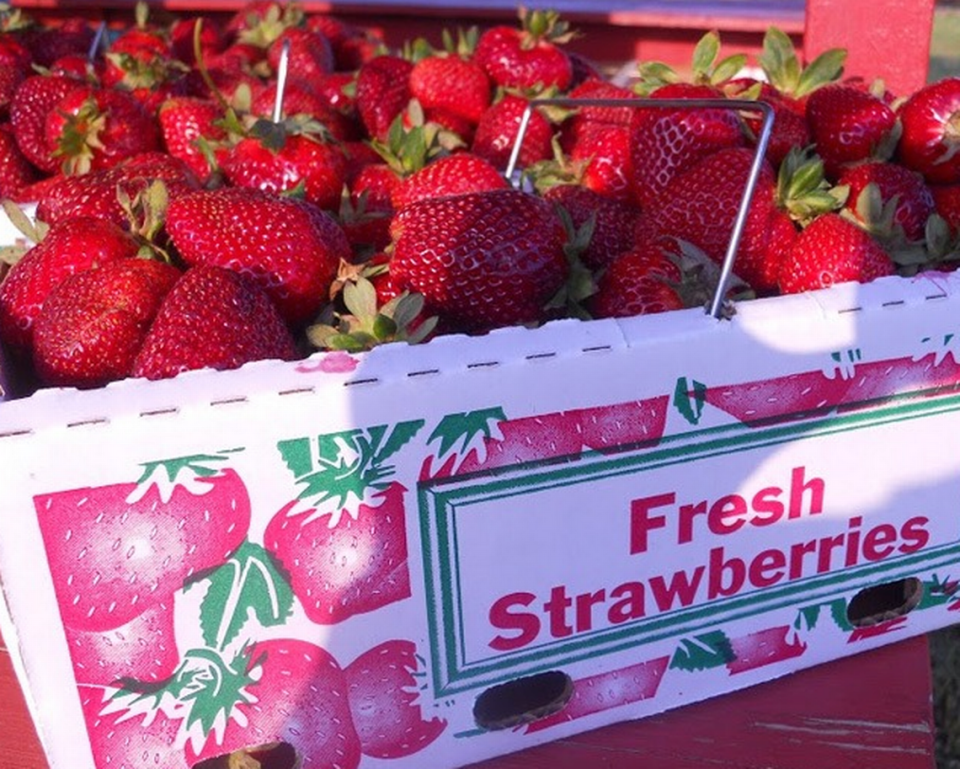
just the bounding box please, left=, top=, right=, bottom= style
left=1, top=266, right=960, bottom=768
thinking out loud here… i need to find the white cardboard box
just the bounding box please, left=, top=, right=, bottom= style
left=1, top=269, right=960, bottom=767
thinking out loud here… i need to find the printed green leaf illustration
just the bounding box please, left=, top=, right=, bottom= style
left=135, top=451, right=240, bottom=485
left=428, top=408, right=507, bottom=457
left=276, top=420, right=425, bottom=507
left=670, top=630, right=733, bottom=671
left=673, top=377, right=706, bottom=426
left=795, top=604, right=822, bottom=631
left=176, top=647, right=252, bottom=735
left=195, top=540, right=294, bottom=650
left=918, top=573, right=958, bottom=610
left=829, top=597, right=854, bottom=632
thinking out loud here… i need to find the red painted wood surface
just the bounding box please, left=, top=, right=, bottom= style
left=9, top=0, right=934, bottom=94
left=0, top=628, right=937, bottom=769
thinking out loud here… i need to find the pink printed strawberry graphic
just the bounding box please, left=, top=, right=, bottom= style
left=67, top=600, right=178, bottom=686
left=837, top=343, right=960, bottom=412
left=524, top=656, right=670, bottom=733
left=79, top=685, right=184, bottom=768
left=265, top=420, right=425, bottom=625
left=344, top=639, right=446, bottom=758
left=725, top=625, right=807, bottom=674
left=187, top=639, right=362, bottom=769
left=35, top=453, right=251, bottom=632
left=421, top=398, right=670, bottom=479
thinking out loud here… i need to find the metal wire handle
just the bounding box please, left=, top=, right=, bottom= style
left=505, top=97, right=776, bottom=320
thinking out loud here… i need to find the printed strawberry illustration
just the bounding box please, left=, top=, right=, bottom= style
left=67, top=600, right=179, bottom=687
left=187, top=639, right=362, bottom=769
left=523, top=656, right=670, bottom=733
left=265, top=420, right=425, bottom=624
left=344, top=639, right=446, bottom=757
left=79, top=684, right=185, bottom=769
left=35, top=452, right=251, bottom=631
left=725, top=625, right=807, bottom=674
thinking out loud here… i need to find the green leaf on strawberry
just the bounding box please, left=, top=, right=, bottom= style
left=428, top=408, right=507, bottom=461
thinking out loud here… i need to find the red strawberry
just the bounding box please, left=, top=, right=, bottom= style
left=44, top=86, right=162, bottom=174
left=9, top=72, right=86, bottom=174
left=35, top=456, right=251, bottom=631
left=0, top=217, right=141, bottom=353
left=837, top=160, right=935, bottom=242
left=778, top=212, right=895, bottom=294
left=68, top=600, right=179, bottom=686
left=390, top=188, right=568, bottom=333
left=170, top=15, right=226, bottom=65
left=931, top=182, right=960, bottom=236
left=221, top=127, right=348, bottom=212
left=344, top=640, right=446, bottom=758
left=251, top=79, right=356, bottom=140
left=35, top=151, right=201, bottom=227
left=474, top=8, right=574, bottom=92
left=32, top=258, right=181, bottom=389
left=628, top=82, right=746, bottom=208
left=409, top=48, right=491, bottom=126
left=267, top=25, right=334, bottom=81
left=543, top=183, right=640, bottom=271
left=897, top=77, right=960, bottom=184
left=342, top=162, right=400, bottom=252
left=264, top=481, right=411, bottom=624
left=0, top=34, right=31, bottom=116
left=589, top=239, right=685, bottom=319
left=22, top=17, right=95, bottom=69
left=79, top=685, right=184, bottom=768
left=472, top=93, right=553, bottom=171
left=634, top=147, right=798, bottom=294
left=0, top=120, right=37, bottom=197
left=101, top=22, right=173, bottom=92
left=131, top=265, right=298, bottom=381
left=568, top=123, right=634, bottom=202
left=355, top=54, right=414, bottom=142
left=390, top=151, right=508, bottom=211
left=805, top=83, right=898, bottom=179
left=165, top=187, right=350, bottom=326
left=157, top=96, right=229, bottom=184
left=189, top=639, right=361, bottom=769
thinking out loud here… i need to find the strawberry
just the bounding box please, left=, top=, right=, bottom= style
left=0, top=120, right=37, bottom=197
left=35, top=455, right=251, bottom=631
left=628, top=82, right=746, bottom=208
left=805, top=83, right=899, bottom=179
left=35, top=151, right=201, bottom=228
left=896, top=77, right=960, bottom=184
left=634, top=147, right=800, bottom=294
left=44, top=85, right=162, bottom=175
left=250, top=78, right=356, bottom=140
left=0, top=34, right=31, bottom=116
left=165, top=187, right=350, bottom=326
left=409, top=34, right=492, bottom=127
left=543, top=183, right=640, bottom=271
left=170, top=14, right=226, bottom=65
left=0, top=217, right=141, bottom=354
left=931, top=182, right=960, bottom=236
left=220, top=122, right=348, bottom=212
left=157, top=96, right=229, bottom=184
left=101, top=19, right=173, bottom=93
left=589, top=239, right=685, bottom=319
left=344, top=640, right=446, bottom=758
left=389, top=188, right=568, bottom=333
left=9, top=72, right=86, bottom=174
left=778, top=212, right=895, bottom=294
left=267, top=25, right=334, bottom=81
left=390, top=151, right=508, bottom=210
left=559, top=77, right=636, bottom=150
left=341, top=161, right=401, bottom=252
left=837, top=161, right=936, bottom=242
left=472, top=93, right=554, bottom=171
left=355, top=54, right=414, bottom=142
left=189, top=639, right=361, bottom=769
left=21, top=16, right=95, bottom=69
left=131, top=265, right=298, bottom=381
left=474, top=8, right=574, bottom=92
left=32, top=258, right=181, bottom=389
left=264, top=481, right=412, bottom=624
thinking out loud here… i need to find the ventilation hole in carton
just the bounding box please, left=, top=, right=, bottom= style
left=473, top=670, right=573, bottom=731
left=846, top=577, right=923, bottom=627
left=192, top=741, right=296, bottom=769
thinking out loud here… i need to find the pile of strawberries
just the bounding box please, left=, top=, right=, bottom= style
left=0, top=1, right=959, bottom=394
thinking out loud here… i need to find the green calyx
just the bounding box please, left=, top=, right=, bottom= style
left=777, top=145, right=845, bottom=225
left=758, top=26, right=846, bottom=99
